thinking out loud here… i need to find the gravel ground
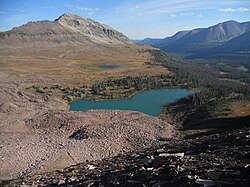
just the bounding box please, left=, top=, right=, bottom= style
left=3, top=128, right=249, bottom=187
left=0, top=72, right=173, bottom=181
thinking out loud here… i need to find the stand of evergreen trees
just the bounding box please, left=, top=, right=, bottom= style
left=92, top=49, right=250, bottom=127
left=31, top=49, right=250, bottom=127
left=151, top=50, right=250, bottom=128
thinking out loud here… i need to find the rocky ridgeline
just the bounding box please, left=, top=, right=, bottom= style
left=56, top=13, right=130, bottom=44
left=2, top=128, right=250, bottom=187
left=0, top=13, right=131, bottom=48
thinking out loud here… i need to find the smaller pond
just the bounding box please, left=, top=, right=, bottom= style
left=97, top=65, right=125, bottom=69
left=70, top=89, right=194, bottom=116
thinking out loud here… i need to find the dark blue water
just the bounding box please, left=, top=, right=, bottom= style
left=97, top=65, right=125, bottom=69
left=70, top=89, right=194, bottom=116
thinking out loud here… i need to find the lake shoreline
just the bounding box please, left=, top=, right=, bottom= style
left=0, top=73, right=174, bottom=181
left=70, top=88, right=195, bottom=116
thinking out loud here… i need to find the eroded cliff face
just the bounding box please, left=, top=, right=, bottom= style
left=56, top=13, right=131, bottom=44
left=0, top=13, right=131, bottom=48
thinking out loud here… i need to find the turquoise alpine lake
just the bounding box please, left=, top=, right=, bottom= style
left=70, top=89, right=194, bottom=116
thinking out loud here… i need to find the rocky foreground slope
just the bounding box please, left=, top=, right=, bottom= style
left=0, top=72, right=173, bottom=181
left=0, top=13, right=131, bottom=48
left=2, top=128, right=250, bottom=187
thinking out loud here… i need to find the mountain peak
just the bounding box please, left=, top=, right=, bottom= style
left=55, top=13, right=99, bottom=31
left=0, top=13, right=131, bottom=48
left=222, top=20, right=239, bottom=24
left=135, top=20, right=250, bottom=56
left=55, top=13, right=88, bottom=22
left=55, top=13, right=130, bottom=43
left=214, top=20, right=239, bottom=27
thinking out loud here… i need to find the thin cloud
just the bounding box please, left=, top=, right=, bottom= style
left=87, top=12, right=95, bottom=16
left=64, top=3, right=99, bottom=15
left=218, top=7, right=249, bottom=12
left=0, top=11, right=6, bottom=14
left=117, top=0, right=250, bottom=18
left=6, top=8, right=27, bottom=13
left=77, top=7, right=98, bottom=11
left=180, top=12, right=194, bottom=17
left=135, top=5, right=140, bottom=9
left=170, top=14, right=177, bottom=18
left=198, top=14, right=203, bottom=18
left=42, top=6, right=54, bottom=9
left=65, top=3, right=74, bottom=8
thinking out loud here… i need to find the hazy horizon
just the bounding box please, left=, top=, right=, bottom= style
left=0, top=0, right=250, bottom=39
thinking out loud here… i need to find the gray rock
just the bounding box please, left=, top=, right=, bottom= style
left=69, top=176, right=78, bottom=182
left=58, top=179, right=65, bottom=185
left=208, top=170, right=222, bottom=180
left=87, top=164, right=96, bottom=170
left=141, top=155, right=154, bottom=164
left=159, top=152, right=184, bottom=158
left=195, top=179, right=216, bottom=187
left=232, top=170, right=241, bottom=175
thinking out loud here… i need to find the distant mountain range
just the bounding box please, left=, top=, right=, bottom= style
left=188, top=31, right=250, bottom=60
left=135, top=20, right=250, bottom=60
left=1, top=16, right=249, bottom=60
left=0, top=13, right=131, bottom=48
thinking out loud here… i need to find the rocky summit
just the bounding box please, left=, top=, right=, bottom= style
left=56, top=13, right=130, bottom=44
left=0, top=13, right=131, bottom=48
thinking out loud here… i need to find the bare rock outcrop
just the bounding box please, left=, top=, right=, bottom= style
left=56, top=13, right=130, bottom=44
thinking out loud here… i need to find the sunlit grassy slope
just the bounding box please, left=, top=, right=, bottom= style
left=0, top=44, right=169, bottom=86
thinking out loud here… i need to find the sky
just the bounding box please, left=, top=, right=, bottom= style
left=0, top=0, right=250, bottom=39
